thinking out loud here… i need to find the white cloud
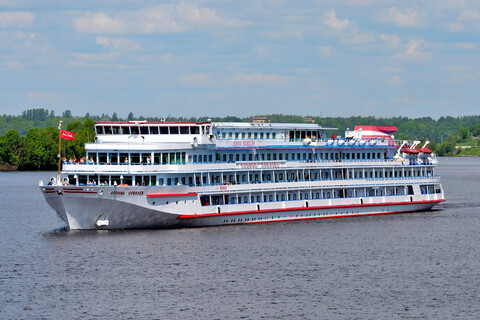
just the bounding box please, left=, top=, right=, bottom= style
left=380, top=33, right=400, bottom=47
left=388, top=75, right=404, bottom=86
left=74, top=12, right=124, bottom=34
left=181, top=73, right=215, bottom=86
left=381, top=66, right=404, bottom=73
left=459, top=9, right=480, bottom=21
left=73, top=52, right=119, bottom=61
left=397, top=39, right=430, bottom=61
left=324, top=9, right=374, bottom=44
left=454, top=42, right=476, bottom=49
left=27, top=91, right=58, bottom=104
left=0, top=12, right=35, bottom=28
left=5, top=61, right=23, bottom=70
left=380, top=7, right=422, bottom=27
left=96, top=37, right=142, bottom=51
left=448, top=22, right=463, bottom=32
left=324, top=9, right=352, bottom=31
left=234, top=73, right=288, bottom=86
left=74, top=4, right=248, bottom=35
left=318, top=46, right=333, bottom=57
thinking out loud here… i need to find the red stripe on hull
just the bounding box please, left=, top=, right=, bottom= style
left=147, top=193, right=198, bottom=198
left=179, top=199, right=445, bottom=219
left=63, top=191, right=97, bottom=194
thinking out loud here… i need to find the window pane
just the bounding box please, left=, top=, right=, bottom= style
left=160, top=126, right=168, bottom=134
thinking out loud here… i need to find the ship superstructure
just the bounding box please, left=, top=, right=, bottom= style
left=40, top=121, right=445, bottom=229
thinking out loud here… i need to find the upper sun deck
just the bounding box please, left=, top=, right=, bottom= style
left=93, top=121, right=337, bottom=144
left=90, top=121, right=398, bottom=151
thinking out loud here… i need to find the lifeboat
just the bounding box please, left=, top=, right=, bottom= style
left=419, top=147, right=432, bottom=154
left=401, top=148, right=419, bottom=154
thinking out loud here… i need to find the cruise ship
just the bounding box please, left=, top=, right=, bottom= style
left=40, top=121, right=445, bottom=229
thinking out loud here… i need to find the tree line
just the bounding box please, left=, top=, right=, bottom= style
left=0, top=108, right=479, bottom=169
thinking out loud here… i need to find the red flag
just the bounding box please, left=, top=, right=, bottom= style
left=60, top=129, right=75, bottom=141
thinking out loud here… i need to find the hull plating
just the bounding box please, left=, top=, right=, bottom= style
left=41, top=186, right=444, bottom=230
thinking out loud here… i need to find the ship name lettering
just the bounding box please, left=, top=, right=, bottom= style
left=260, top=162, right=280, bottom=168
left=230, top=141, right=242, bottom=147
left=111, top=191, right=125, bottom=195
left=128, top=191, right=144, bottom=195
left=243, top=141, right=255, bottom=147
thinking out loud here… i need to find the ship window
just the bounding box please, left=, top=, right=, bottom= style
left=170, top=126, right=179, bottom=134
left=98, top=153, right=107, bottom=163
left=150, top=126, right=159, bottom=134
left=140, top=126, right=149, bottom=134
left=96, top=126, right=104, bottom=134
left=180, top=126, right=189, bottom=134
left=248, top=132, right=252, bottom=139
left=235, top=132, right=239, bottom=139
left=131, top=126, right=139, bottom=135
left=191, top=127, right=200, bottom=134
left=121, top=126, right=130, bottom=134
left=254, top=132, right=258, bottom=139
left=266, top=132, right=270, bottom=139
left=104, top=126, right=113, bottom=134
left=160, top=126, right=168, bottom=134
left=260, top=132, right=264, bottom=139
left=112, top=126, right=120, bottom=134
left=131, top=153, right=140, bottom=163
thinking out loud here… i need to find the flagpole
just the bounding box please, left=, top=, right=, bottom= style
left=57, top=121, right=63, bottom=184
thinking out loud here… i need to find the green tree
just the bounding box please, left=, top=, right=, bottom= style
left=62, top=110, right=73, bottom=118
left=0, top=129, right=21, bottom=165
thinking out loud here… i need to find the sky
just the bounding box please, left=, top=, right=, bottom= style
left=0, top=0, right=479, bottom=119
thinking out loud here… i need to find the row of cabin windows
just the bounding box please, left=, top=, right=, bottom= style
left=199, top=185, right=433, bottom=206
left=165, top=168, right=430, bottom=186
left=88, top=152, right=187, bottom=164
left=215, top=130, right=323, bottom=141
left=69, top=175, right=156, bottom=186
left=288, top=130, right=322, bottom=141
left=69, top=165, right=434, bottom=187
left=85, top=151, right=386, bottom=164
left=217, top=131, right=277, bottom=140
left=96, top=125, right=202, bottom=135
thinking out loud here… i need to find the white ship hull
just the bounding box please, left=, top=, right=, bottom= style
left=41, top=185, right=444, bottom=230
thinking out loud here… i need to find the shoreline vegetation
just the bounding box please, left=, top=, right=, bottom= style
left=1, top=108, right=479, bottom=171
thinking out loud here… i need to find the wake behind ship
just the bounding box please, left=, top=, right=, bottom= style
left=40, top=121, right=445, bottom=229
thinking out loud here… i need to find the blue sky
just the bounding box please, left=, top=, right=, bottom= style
left=1, top=0, right=479, bottom=119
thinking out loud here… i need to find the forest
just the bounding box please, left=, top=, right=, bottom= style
left=1, top=108, right=479, bottom=170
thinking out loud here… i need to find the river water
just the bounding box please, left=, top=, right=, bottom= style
left=0, top=157, right=479, bottom=319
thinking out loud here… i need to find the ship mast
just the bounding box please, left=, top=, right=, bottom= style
left=57, top=120, right=63, bottom=184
